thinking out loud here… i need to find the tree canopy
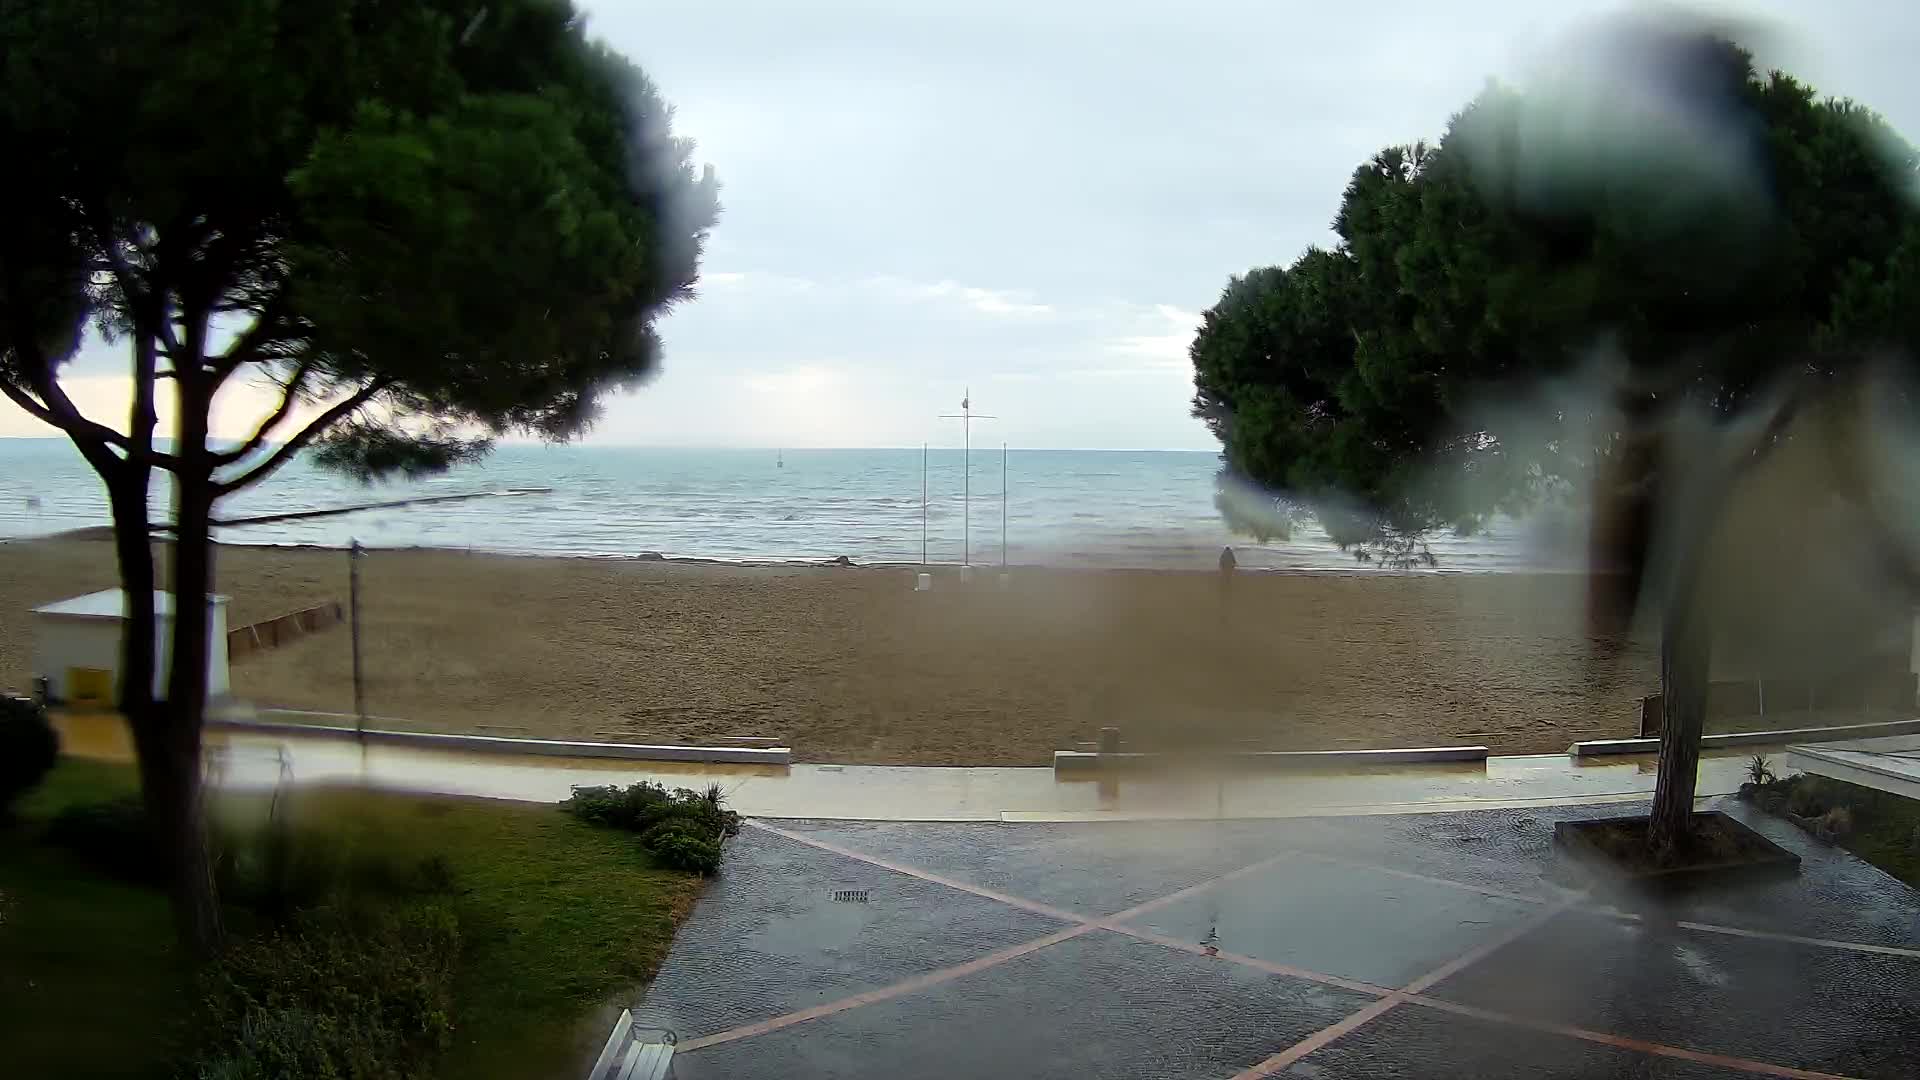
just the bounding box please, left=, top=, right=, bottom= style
left=1190, top=32, right=1920, bottom=561
left=0, top=0, right=718, bottom=950
left=2, top=0, right=718, bottom=483
left=1190, top=24, right=1920, bottom=857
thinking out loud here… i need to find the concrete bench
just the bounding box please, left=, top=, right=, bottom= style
left=588, top=1009, right=676, bottom=1080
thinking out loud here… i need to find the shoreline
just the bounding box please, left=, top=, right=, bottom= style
left=5, top=526, right=1578, bottom=577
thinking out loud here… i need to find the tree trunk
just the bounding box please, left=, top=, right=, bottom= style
left=107, top=477, right=157, bottom=720
left=1647, top=551, right=1712, bottom=860
left=129, top=692, right=219, bottom=950
left=152, top=347, right=225, bottom=953
left=153, top=466, right=222, bottom=953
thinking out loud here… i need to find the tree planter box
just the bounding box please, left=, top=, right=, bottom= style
left=1552, top=811, right=1801, bottom=888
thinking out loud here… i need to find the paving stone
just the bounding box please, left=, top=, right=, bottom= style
left=1291, top=1001, right=1761, bottom=1079
left=1117, top=858, right=1539, bottom=988
left=672, top=931, right=1373, bottom=1080
left=633, top=828, right=1071, bottom=1040
left=1432, top=908, right=1920, bottom=1080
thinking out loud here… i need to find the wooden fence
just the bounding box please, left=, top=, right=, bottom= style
left=228, top=601, right=345, bottom=662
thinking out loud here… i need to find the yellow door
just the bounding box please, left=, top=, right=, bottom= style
left=67, top=667, right=113, bottom=707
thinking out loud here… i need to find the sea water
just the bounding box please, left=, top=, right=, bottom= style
left=0, top=440, right=1562, bottom=570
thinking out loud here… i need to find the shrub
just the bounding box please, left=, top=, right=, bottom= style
left=1746, top=755, right=1775, bottom=787
left=1818, top=805, right=1856, bottom=841
left=191, top=899, right=460, bottom=1080
left=1788, top=776, right=1829, bottom=818
left=562, top=782, right=739, bottom=874
left=0, top=694, right=59, bottom=816
left=560, top=781, right=674, bottom=831
left=639, top=820, right=723, bottom=875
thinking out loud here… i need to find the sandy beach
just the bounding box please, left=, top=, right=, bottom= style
left=0, top=537, right=1669, bottom=763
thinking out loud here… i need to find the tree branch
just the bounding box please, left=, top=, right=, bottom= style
left=0, top=378, right=59, bottom=428
left=7, top=359, right=171, bottom=464
left=214, top=378, right=392, bottom=496
left=92, top=225, right=183, bottom=359
left=213, top=361, right=313, bottom=465
left=210, top=291, right=297, bottom=381
left=2, top=371, right=124, bottom=477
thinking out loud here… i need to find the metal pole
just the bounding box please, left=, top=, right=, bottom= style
left=939, top=392, right=993, bottom=570
left=1002, top=442, right=1008, bottom=568
left=921, top=443, right=928, bottom=565
left=349, top=539, right=365, bottom=739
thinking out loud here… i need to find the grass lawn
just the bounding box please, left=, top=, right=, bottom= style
left=0, top=758, right=707, bottom=1079
left=1821, top=777, right=1920, bottom=889
left=0, top=759, right=183, bottom=1076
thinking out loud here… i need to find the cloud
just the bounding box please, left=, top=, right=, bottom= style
left=741, top=363, right=845, bottom=395
left=698, top=270, right=815, bottom=293
left=1098, top=304, right=1201, bottom=370
left=864, top=275, right=1053, bottom=317
left=0, top=372, right=330, bottom=443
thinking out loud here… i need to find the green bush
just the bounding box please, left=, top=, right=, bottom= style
left=1788, top=776, right=1830, bottom=818
left=560, top=780, right=675, bottom=830
left=0, top=694, right=59, bottom=816
left=41, top=788, right=467, bottom=1077
left=191, top=899, right=460, bottom=1080
left=562, top=781, right=739, bottom=875
left=639, top=820, right=724, bottom=874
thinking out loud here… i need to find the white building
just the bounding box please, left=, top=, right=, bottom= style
left=30, top=589, right=230, bottom=705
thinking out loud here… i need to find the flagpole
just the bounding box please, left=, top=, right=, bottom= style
left=940, top=391, right=996, bottom=573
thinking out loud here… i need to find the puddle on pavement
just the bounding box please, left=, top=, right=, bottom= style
left=742, top=894, right=879, bottom=959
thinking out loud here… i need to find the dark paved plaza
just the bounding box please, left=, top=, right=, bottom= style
left=635, top=800, right=1920, bottom=1078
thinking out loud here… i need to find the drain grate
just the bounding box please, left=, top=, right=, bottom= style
left=831, top=889, right=870, bottom=903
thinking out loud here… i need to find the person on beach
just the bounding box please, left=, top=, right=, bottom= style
left=1216, top=545, right=1237, bottom=620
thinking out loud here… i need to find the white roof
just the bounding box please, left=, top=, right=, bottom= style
left=31, top=588, right=229, bottom=620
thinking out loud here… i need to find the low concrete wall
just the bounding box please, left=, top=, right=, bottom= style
left=1053, top=745, right=1489, bottom=772
left=1572, top=717, right=1920, bottom=757
left=1787, top=744, right=1920, bottom=801
left=213, top=713, right=791, bottom=766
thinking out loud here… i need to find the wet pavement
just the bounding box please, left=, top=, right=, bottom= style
left=46, top=711, right=1920, bottom=1072
left=637, top=798, right=1920, bottom=1079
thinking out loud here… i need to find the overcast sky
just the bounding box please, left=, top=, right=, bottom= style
left=6, top=1, right=1916, bottom=449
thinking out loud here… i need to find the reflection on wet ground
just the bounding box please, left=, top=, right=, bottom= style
left=55, top=709, right=1761, bottom=822
left=646, top=803, right=1920, bottom=1079
left=51, top=710, right=1920, bottom=1075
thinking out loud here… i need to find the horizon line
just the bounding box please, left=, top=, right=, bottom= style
left=0, top=435, right=1222, bottom=454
